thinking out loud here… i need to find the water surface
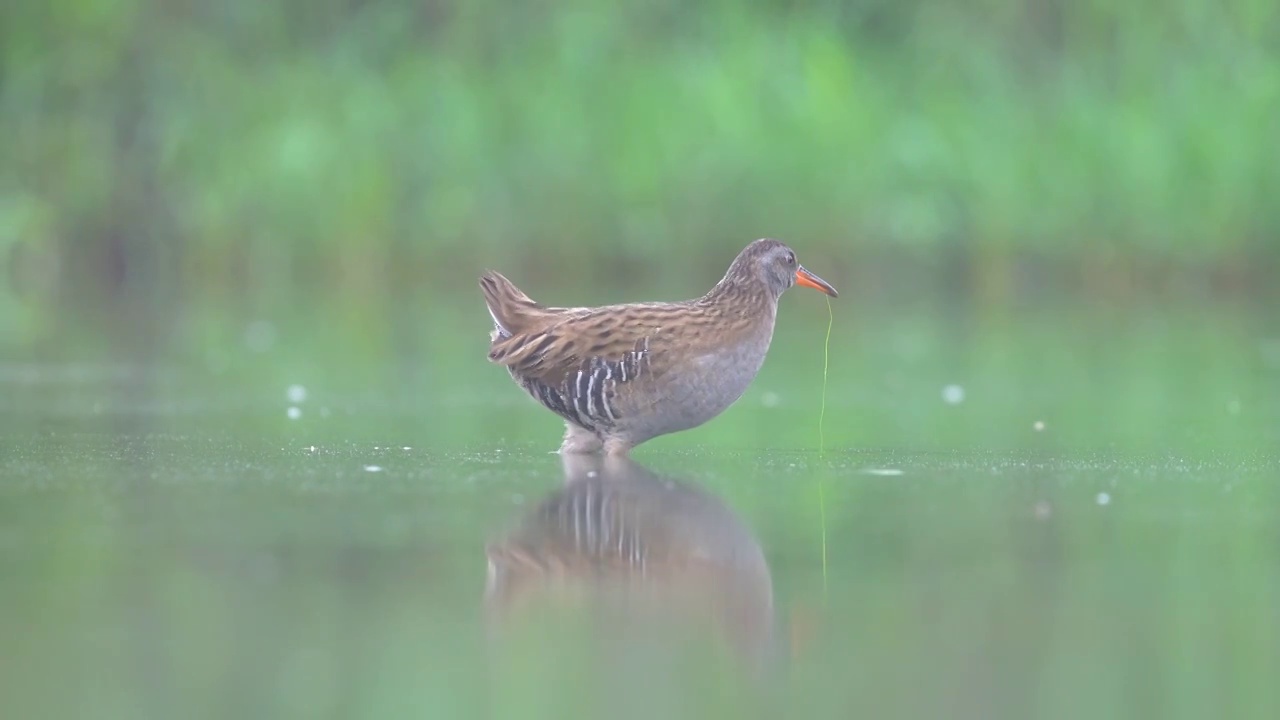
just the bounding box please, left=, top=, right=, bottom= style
left=2, top=302, right=1278, bottom=719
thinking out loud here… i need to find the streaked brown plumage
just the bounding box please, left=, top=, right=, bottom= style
left=480, top=238, right=838, bottom=455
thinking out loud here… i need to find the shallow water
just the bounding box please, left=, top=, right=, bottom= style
left=3, top=426, right=1277, bottom=719
left=2, top=301, right=1279, bottom=719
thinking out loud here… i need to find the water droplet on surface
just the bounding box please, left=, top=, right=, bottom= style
left=942, top=384, right=965, bottom=404
left=1033, top=420, right=1046, bottom=431
left=761, top=391, right=781, bottom=408
left=286, top=406, right=301, bottom=420
left=862, top=468, right=903, bottom=476
left=287, top=384, right=307, bottom=403
left=1096, top=492, right=1111, bottom=506
left=363, top=465, right=383, bottom=473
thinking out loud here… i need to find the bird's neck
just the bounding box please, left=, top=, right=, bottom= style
left=698, top=277, right=779, bottom=342
left=703, top=273, right=775, bottom=310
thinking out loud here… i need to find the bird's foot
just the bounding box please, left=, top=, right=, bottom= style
left=558, top=423, right=603, bottom=454
left=602, top=437, right=633, bottom=457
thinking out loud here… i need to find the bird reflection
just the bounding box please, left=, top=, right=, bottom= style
left=484, top=454, right=775, bottom=675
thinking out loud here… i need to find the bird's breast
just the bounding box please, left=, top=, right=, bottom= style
left=635, top=325, right=775, bottom=435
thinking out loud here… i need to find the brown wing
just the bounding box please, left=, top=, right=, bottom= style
left=487, top=304, right=670, bottom=389
left=487, top=302, right=693, bottom=429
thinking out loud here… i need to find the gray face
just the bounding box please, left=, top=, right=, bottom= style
left=725, top=238, right=838, bottom=300
left=758, top=243, right=800, bottom=296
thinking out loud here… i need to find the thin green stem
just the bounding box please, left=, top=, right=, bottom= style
left=817, top=296, right=833, bottom=595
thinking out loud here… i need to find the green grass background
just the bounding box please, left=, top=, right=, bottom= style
left=1, top=7, right=1278, bottom=717
left=3, top=0, right=1279, bottom=349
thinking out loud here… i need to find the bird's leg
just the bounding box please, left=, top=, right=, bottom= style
left=602, top=436, right=633, bottom=458
left=558, top=423, right=603, bottom=454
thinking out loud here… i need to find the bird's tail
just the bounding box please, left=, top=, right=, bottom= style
left=479, top=270, right=543, bottom=340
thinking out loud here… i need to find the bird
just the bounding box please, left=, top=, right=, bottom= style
left=479, top=238, right=838, bottom=456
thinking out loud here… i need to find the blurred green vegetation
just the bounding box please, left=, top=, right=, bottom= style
left=3, top=0, right=1279, bottom=351
left=4, top=5, right=1278, bottom=717
left=1, top=0, right=1277, bottom=458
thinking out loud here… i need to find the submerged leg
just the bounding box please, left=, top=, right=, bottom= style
left=558, top=422, right=603, bottom=454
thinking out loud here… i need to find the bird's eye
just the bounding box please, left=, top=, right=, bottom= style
left=785, top=252, right=796, bottom=265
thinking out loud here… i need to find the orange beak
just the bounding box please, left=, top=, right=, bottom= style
left=795, top=266, right=839, bottom=297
